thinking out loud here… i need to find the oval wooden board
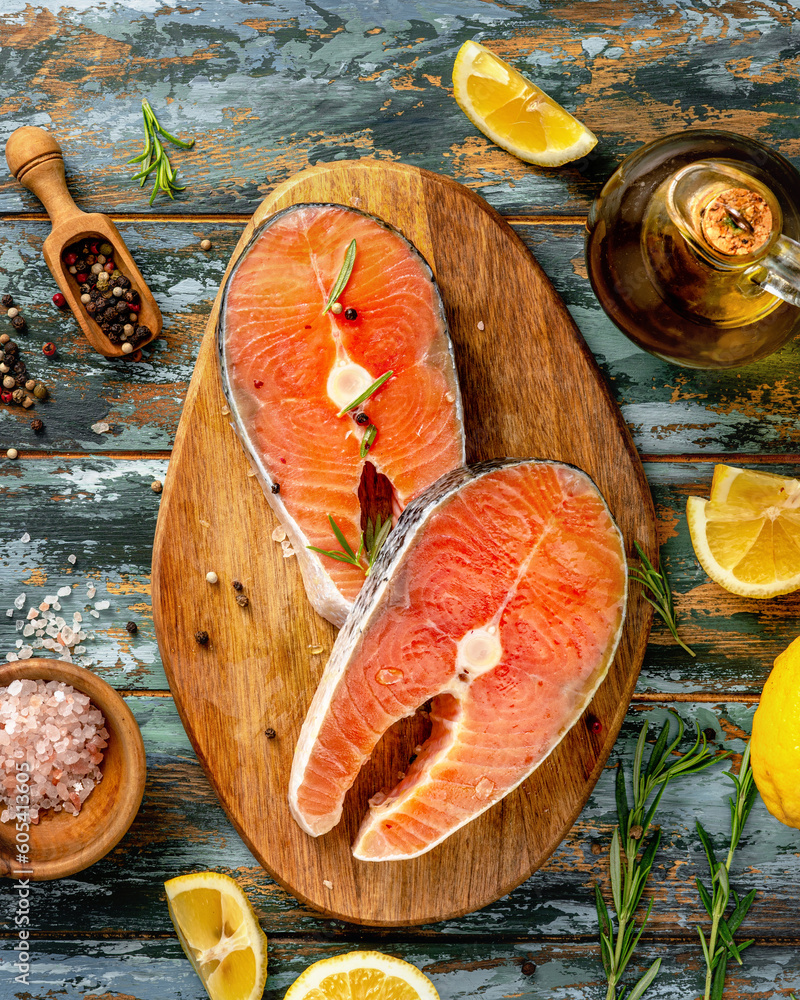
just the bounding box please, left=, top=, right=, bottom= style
left=152, top=160, right=655, bottom=926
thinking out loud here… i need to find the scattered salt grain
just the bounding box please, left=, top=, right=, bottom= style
left=18, top=646, right=32, bottom=659
left=87, top=585, right=96, bottom=598
left=282, top=549, right=296, bottom=558
left=45, top=595, right=58, bottom=605
left=57, top=586, right=71, bottom=597
left=27, top=609, right=39, bottom=620
left=477, top=320, right=485, bottom=331
left=221, top=405, right=230, bottom=415
left=271, top=527, right=286, bottom=543
left=39, top=602, right=50, bottom=612
left=5, top=610, right=12, bottom=618
left=21, top=532, right=30, bottom=543
left=5, top=653, right=18, bottom=662
left=52, top=602, right=61, bottom=612
left=22, top=625, right=35, bottom=637
left=89, top=610, right=100, bottom=619
left=94, top=601, right=110, bottom=611
left=323, top=879, right=333, bottom=890
left=91, top=421, right=110, bottom=434
left=68, top=554, right=76, bottom=565
left=0, top=678, right=108, bottom=823
left=14, top=594, right=26, bottom=610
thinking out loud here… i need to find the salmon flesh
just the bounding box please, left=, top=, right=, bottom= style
left=218, top=204, right=465, bottom=626
left=289, top=459, right=628, bottom=861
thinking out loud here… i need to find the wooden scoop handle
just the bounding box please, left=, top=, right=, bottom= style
left=5, top=126, right=85, bottom=227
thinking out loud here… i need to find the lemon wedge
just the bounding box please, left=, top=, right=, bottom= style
left=686, top=464, right=800, bottom=597
left=165, top=871, right=268, bottom=1000
left=283, top=950, right=439, bottom=1000
left=452, top=40, right=597, bottom=166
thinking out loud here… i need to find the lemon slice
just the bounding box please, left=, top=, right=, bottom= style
left=165, top=871, right=267, bottom=1000
left=283, top=951, right=439, bottom=1000
left=686, top=465, right=800, bottom=597
left=452, top=40, right=597, bottom=166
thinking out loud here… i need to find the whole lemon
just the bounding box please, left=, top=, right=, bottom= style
left=751, top=635, right=800, bottom=828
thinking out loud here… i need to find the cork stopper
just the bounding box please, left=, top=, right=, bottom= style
left=700, top=187, right=773, bottom=256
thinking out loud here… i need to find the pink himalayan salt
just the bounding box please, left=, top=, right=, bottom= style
left=0, top=678, right=108, bottom=824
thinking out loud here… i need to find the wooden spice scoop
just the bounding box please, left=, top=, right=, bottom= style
left=5, top=126, right=161, bottom=358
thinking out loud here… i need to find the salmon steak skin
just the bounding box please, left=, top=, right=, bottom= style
left=218, top=203, right=465, bottom=627
left=288, top=459, right=628, bottom=861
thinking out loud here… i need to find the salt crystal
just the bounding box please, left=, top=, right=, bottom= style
left=94, top=601, right=110, bottom=611
left=5, top=610, right=12, bottom=618
left=45, top=595, right=58, bottom=605
left=18, top=646, right=32, bottom=659
left=5, top=653, right=18, bottom=662
left=271, top=527, right=286, bottom=542
left=477, top=320, right=485, bottom=330
left=74, top=646, right=86, bottom=654
left=39, top=602, right=50, bottom=612
left=91, top=421, right=110, bottom=434
left=73, top=612, right=82, bottom=622
left=31, top=640, right=43, bottom=649
left=68, top=554, right=76, bottom=565
left=87, top=586, right=96, bottom=599
left=15, top=639, right=22, bottom=648
left=23, top=625, right=35, bottom=637
left=281, top=539, right=292, bottom=550
left=52, top=602, right=61, bottom=612
left=26, top=608, right=39, bottom=620
left=15, top=621, right=23, bottom=631
left=323, top=879, right=333, bottom=889
left=7, top=680, right=22, bottom=696
left=282, top=548, right=296, bottom=558
left=14, top=594, right=26, bottom=610
left=21, top=532, right=30, bottom=543
left=53, top=689, right=65, bottom=703
left=57, top=586, right=71, bottom=597
left=89, top=610, right=100, bottom=618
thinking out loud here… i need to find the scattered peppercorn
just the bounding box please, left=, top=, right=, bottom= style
left=30, top=419, right=44, bottom=433
left=0, top=333, right=9, bottom=344
left=1, top=295, right=12, bottom=307
left=344, top=307, right=357, bottom=320
left=264, top=728, right=277, bottom=740
left=355, top=411, right=370, bottom=425
left=11, top=316, right=26, bottom=332
left=330, top=302, right=343, bottom=315
left=7, top=307, right=19, bottom=318
left=235, top=594, right=249, bottom=608
left=588, top=715, right=602, bottom=734
left=11, top=389, right=24, bottom=405
left=6, top=448, right=19, bottom=459
left=703, top=727, right=716, bottom=742
left=24, top=379, right=35, bottom=392
left=630, top=824, right=644, bottom=840
left=232, top=580, right=243, bottom=591
left=521, top=962, right=537, bottom=977
left=271, top=482, right=280, bottom=494
left=590, top=842, right=603, bottom=856
left=33, top=383, right=48, bottom=400
left=126, top=621, right=138, bottom=634
left=22, top=396, right=34, bottom=409
left=195, top=630, right=209, bottom=645
left=151, top=479, right=162, bottom=493
left=42, top=342, right=56, bottom=357
left=122, top=343, right=134, bottom=355
left=200, top=239, right=212, bottom=251
left=1, top=390, right=12, bottom=404
left=52, top=292, right=67, bottom=309
left=2, top=375, right=14, bottom=390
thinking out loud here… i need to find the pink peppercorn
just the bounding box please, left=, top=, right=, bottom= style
left=42, top=342, right=56, bottom=357
left=588, top=715, right=602, bottom=734
left=129, top=303, right=140, bottom=313
left=52, top=292, right=67, bottom=309
left=76, top=272, right=88, bottom=283
left=63, top=252, right=77, bottom=266
left=104, top=261, right=115, bottom=273
left=1, top=390, right=12, bottom=404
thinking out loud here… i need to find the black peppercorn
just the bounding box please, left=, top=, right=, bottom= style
left=521, top=962, right=537, bottom=977
left=116, top=299, right=128, bottom=314
left=135, top=324, right=151, bottom=341
left=30, top=418, right=44, bottom=433
left=126, top=621, right=138, bottom=634
left=4, top=341, right=17, bottom=356
left=117, top=275, right=131, bottom=289
left=236, top=594, right=249, bottom=608
left=265, top=728, right=277, bottom=740
left=271, top=482, right=280, bottom=494
left=355, top=411, right=370, bottom=425
left=86, top=302, right=97, bottom=315
left=344, top=307, right=357, bottom=320
left=1, top=295, right=12, bottom=307
left=11, top=316, right=26, bottom=331
left=195, top=630, right=209, bottom=645
left=232, top=580, right=243, bottom=591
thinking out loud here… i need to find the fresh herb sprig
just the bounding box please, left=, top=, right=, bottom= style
left=323, top=239, right=356, bottom=314
left=128, top=99, right=195, bottom=204
left=695, top=742, right=757, bottom=1000
left=337, top=370, right=394, bottom=417
left=596, top=716, right=728, bottom=1000
left=630, top=542, right=695, bottom=658
left=307, top=514, right=391, bottom=576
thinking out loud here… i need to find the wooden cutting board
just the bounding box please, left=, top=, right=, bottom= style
left=152, top=160, right=655, bottom=926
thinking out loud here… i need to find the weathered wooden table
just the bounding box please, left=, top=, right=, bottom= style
left=1, top=2, right=799, bottom=997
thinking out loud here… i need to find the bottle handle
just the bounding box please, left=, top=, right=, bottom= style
left=744, top=235, right=800, bottom=308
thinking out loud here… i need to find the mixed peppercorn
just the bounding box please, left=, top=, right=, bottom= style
left=0, top=304, right=49, bottom=416
left=62, top=238, right=152, bottom=348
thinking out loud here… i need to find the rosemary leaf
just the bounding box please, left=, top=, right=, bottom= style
left=360, top=422, right=377, bottom=458
left=328, top=514, right=356, bottom=559
left=322, top=239, right=356, bottom=314
left=337, top=369, right=394, bottom=417
left=129, top=98, right=194, bottom=204
left=631, top=541, right=695, bottom=657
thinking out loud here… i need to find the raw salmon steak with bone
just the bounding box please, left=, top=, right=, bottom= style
left=218, top=203, right=465, bottom=627
left=289, top=459, right=628, bottom=861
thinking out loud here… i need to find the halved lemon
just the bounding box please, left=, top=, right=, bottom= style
left=686, top=464, right=800, bottom=597
left=452, top=39, right=597, bottom=166
left=165, top=871, right=268, bottom=1000
left=283, top=951, right=439, bottom=1000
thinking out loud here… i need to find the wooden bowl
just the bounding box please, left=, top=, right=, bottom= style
left=0, top=659, right=146, bottom=881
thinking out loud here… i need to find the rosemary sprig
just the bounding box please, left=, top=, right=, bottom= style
left=307, top=514, right=391, bottom=576
left=322, top=239, right=356, bottom=314
left=695, top=741, right=757, bottom=1000
left=337, top=370, right=394, bottom=417
left=127, top=98, right=195, bottom=205
left=360, top=423, right=377, bottom=458
left=596, top=715, right=728, bottom=1000
left=630, top=541, right=695, bottom=658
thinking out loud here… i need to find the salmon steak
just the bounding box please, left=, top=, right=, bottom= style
left=218, top=204, right=465, bottom=626
left=289, top=459, right=628, bottom=861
